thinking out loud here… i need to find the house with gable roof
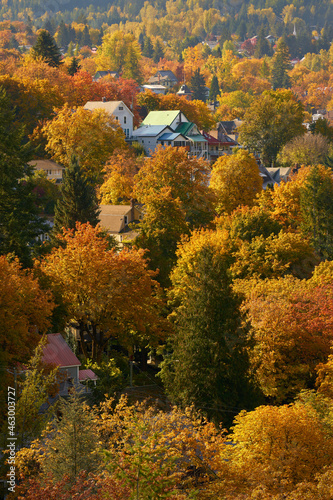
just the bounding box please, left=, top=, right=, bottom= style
left=134, top=109, right=208, bottom=158
left=42, top=333, right=97, bottom=395
left=98, top=201, right=142, bottom=245
left=84, top=100, right=133, bottom=139
left=148, top=70, right=178, bottom=89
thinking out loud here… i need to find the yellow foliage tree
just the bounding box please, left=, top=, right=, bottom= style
left=224, top=402, right=333, bottom=497
left=42, top=104, right=126, bottom=183
left=210, top=150, right=263, bottom=215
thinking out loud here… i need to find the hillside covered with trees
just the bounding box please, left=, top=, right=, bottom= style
left=2, top=0, right=333, bottom=498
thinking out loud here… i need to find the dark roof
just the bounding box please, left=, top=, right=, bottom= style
left=177, top=84, right=192, bottom=95
left=42, top=333, right=81, bottom=368
left=155, top=70, right=178, bottom=81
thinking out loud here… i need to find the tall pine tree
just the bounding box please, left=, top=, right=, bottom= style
left=300, top=166, right=333, bottom=259
left=190, top=68, right=207, bottom=102
left=0, top=87, right=46, bottom=264
left=32, top=29, right=62, bottom=67
left=271, top=37, right=291, bottom=90
left=209, top=75, right=220, bottom=103
left=53, top=156, right=100, bottom=236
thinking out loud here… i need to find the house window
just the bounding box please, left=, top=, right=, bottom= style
left=124, top=116, right=127, bottom=124
left=124, top=215, right=128, bottom=224
left=115, top=116, right=118, bottom=121
left=119, top=106, right=123, bottom=110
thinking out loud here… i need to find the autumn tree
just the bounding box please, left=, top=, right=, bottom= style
left=241, top=278, right=333, bottom=402
left=0, top=74, right=64, bottom=136
left=31, top=30, right=62, bottom=68
left=42, top=105, right=126, bottom=183
left=15, top=338, right=59, bottom=448
left=53, top=156, right=100, bottom=236
left=224, top=402, right=333, bottom=497
left=39, top=223, right=167, bottom=361
left=277, top=133, right=330, bottom=167
left=210, top=150, right=262, bottom=215
left=0, top=257, right=54, bottom=423
left=238, top=90, right=305, bottom=165
left=99, top=149, right=142, bottom=205
left=96, top=30, right=142, bottom=83
left=134, top=146, right=214, bottom=285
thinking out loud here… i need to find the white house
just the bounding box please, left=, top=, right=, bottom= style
left=84, top=100, right=134, bottom=139
left=132, top=125, right=174, bottom=155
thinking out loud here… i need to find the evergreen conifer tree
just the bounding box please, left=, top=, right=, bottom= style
left=53, top=156, right=100, bottom=237
left=142, top=36, right=154, bottom=58
left=97, top=27, right=104, bottom=46
left=81, top=25, right=91, bottom=47
left=300, top=166, right=333, bottom=259
left=67, top=40, right=74, bottom=57
left=57, top=20, right=69, bottom=47
left=0, top=87, right=47, bottom=264
left=42, top=391, right=100, bottom=484
left=209, top=75, right=220, bottom=103
left=271, top=37, right=291, bottom=90
left=153, top=39, right=164, bottom=63
left=254, top=27, right=273, bottom=58
left=160, top=236, right=262, bottom=426
left=31, top=29, right=62, bottom=67
left=67, top=56, right=81, bottom=76
left=190, top=68, right=207, bottom=102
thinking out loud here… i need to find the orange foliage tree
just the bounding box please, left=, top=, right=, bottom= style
left=0, top=256, right=54, bottom=422
left=38, top=223, right=168, bottom=361
left=241, top=278, right=333, bottom=402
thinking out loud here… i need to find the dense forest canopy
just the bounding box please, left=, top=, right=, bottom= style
left=1, top=0, right=332, bottom=35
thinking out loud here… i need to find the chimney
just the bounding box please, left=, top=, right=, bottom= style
left=102, top=96, right=106, bottom=102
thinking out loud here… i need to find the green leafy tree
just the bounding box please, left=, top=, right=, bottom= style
left=190, top=68, right=207, bottom=102
left=53, top=156, right=100, bottom=237
left=238, top=89, right=305, bottom=166
left=31, top=30, right=63, bottom=68
left=271, top=37, right=292, bottom=90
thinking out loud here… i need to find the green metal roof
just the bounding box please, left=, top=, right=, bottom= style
left=188, top=135, right=208, bottom=142
left=175, top=122, right=193, bottom=135
left=141, top=110, right=181, bottom=126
